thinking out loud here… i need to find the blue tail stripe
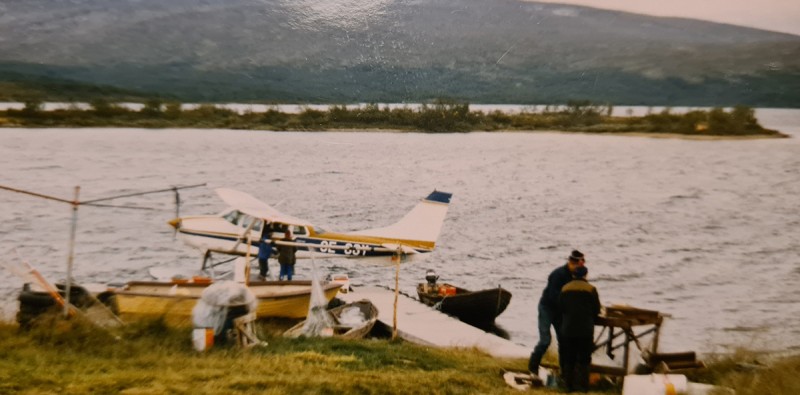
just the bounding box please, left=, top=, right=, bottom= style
left=426, top=190, right=452, bottom=204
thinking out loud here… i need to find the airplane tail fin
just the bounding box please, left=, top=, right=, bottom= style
left=350, top=191, right=453, bottom=248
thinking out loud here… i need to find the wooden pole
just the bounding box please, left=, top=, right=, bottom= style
left=244, top=233, right=252, bottom=285
left=30, top=267, right=71, bottom=316
left=652, top=316, right=663, bottom=355
left=64, top=186, right=80, bottom=317
left=392, top=248, right=401, bottom=340
left=623, top=328, right=631, bottom=374
left=0, top=182, right=208, bottom=314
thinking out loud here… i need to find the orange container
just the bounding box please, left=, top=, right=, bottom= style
left=438, top=285, right=456, bottom=296
left=192, top=276, right=212, bottom=285
left=192, top=328, right=214, bottom=351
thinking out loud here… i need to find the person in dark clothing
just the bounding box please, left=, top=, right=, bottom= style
left=558, top=265, right=601, bottom=393
left=277, top=227, right=297, bottom=281
left=528, top=250, right=586, bottom=380
left=257, top=223, right=273, bottom=280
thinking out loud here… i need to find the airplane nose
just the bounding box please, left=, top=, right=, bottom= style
left=167, top=218, right=181, bottom=229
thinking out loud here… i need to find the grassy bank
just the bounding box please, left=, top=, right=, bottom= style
left=0, top=317, right=548, bottom=395
left=688, top=350, right=800, bottom=395
left=2, top=316, right=799, bottom=394
left=0, top=100, right=787, bottom=138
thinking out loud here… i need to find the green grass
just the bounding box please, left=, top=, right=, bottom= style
left=4, top=315, right=798, bottom=394
left=686, top=349, right=800, bottom=395
left=0, top=316, right=568, bottom=395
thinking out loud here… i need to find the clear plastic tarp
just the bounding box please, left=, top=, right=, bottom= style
left=192, top=281, right=256, bottom=335
left=298, top=254, right=335, bottom=336
left=337, top=306, right=366, bottom=327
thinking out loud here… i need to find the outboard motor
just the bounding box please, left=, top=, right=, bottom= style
left=425, top=269, right=439, bottom=286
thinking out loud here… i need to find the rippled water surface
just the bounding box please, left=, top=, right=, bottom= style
left=1, top=108, right=799, bottom=354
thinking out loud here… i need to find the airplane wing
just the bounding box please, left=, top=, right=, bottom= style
left=215, top=188, right=313, bottom=226
left=381, top=243, right=419, bottom=254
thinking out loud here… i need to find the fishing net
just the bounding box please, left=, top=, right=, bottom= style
left=192, top=281, right=257, bottom=336
left=298, top=253, right=335, bottom=337
left=337, top=305, right=367, bottom=327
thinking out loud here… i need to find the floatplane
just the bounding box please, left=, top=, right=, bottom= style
left=168, top=188, right=453, bottom=267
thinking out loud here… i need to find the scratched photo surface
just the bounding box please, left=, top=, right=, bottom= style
left=1, top=0, right=800, bottom=356
left=2, top=108, right=799, bottom=353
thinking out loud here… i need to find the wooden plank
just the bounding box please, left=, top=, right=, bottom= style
left=648, top=351, right=697, bottom=363
left=596, top=315, right=661, bottom=327
left=605, top=305, right=661, bottom=320
left=589, top=364, right=627, bottom=376
left=655, top=360, right=706, bottom=371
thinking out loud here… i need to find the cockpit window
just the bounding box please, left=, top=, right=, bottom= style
left=268, top=223, right=308, bottom=236
left=223, top=210, right=241, bottom=225
left=237, top=215, right=264, bottom=233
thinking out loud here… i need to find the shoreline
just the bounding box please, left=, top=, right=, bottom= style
left=0, top=125, right=789, bottom=140
left=554, top=130, right=790, bottom=140
left=327, top=128, right=790, bottom=140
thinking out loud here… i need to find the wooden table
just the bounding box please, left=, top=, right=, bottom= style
left=540, top=305, right=704, bottom=378
left=590, top=305, right=664, bottom=377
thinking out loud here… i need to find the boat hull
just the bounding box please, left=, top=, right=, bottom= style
left=284, top=299, right=379, bottom=339
left=114, top=280, right=341, bottom=325
left=417, top=283, right=512, bottom=328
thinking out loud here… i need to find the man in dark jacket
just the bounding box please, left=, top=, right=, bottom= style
left=277, top=227, right=297, bottom=281
left=528, top=250, right=586, bottom=379
left=558, top=265, right=600, bottom=392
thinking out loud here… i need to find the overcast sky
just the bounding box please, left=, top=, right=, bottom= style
left=532, top=0, right=800, bottom=36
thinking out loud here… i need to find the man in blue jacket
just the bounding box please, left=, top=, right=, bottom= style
left=257, top=224, right=273, bottom=280
left=528, top=250, right=586, bottom=380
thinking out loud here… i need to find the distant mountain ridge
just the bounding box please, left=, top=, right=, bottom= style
left=1, top=0, right=798, bottom=105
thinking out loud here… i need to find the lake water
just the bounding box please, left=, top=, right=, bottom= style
left=1, top=108, right=799, bottom=357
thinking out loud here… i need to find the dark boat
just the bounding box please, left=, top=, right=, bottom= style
left=416, top=271, right=512, bottom=328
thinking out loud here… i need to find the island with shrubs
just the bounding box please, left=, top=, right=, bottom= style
left=0, top=99, right=787, bottom=138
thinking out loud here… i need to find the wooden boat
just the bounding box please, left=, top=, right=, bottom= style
left=112, top=280, right=342, bottom=325
left=416, top=282, right=511, bottom=328
left=284, top=299, right=379, bottom=339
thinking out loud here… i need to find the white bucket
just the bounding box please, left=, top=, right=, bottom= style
left=622, top=374, right=688, bottom=395
left=192, top=328, right=214, bottom=351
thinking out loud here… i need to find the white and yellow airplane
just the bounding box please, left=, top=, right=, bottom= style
left=168, top=188, right=453, bottom=264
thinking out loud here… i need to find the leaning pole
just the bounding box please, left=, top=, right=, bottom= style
left=64, top=186, right=80, bottom=317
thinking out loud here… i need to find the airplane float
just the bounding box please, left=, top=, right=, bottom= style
left=168, top=188, right=453, bottom=267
